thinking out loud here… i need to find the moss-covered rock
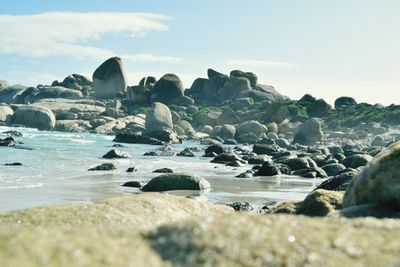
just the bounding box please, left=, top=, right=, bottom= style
left=297, top=189, right=344, bottom=216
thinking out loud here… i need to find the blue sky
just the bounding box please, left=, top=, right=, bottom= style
left=1, top=0, right=399, bottom=105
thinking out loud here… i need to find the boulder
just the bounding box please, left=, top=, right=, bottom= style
left=315, top=169, right=357, bottom=191
left=145, top=102, right=173, bottom=133
left=113, top=133, right=164, bottom=145
left=254, top=160, right=281, bottom=176
left=0, top=80, right=9, bottom=89
left=141, top=173, right=210, bottom=192
left=235, top=120, right=265, bottom=143
left=230, top=70, right=258, bottom=87
left=60, top=74, right=93, bottom=96
left=102, top=149, right=131, bottom=159
left=27, top=86, right=83, bottom=103
left=322, top=163, right=346, bottom=176
left=0, top=136, right=18, bottom=147
left=13, top=106, right=56, bottom=130
left=0, top=105, right=13, bottom=123
left=343, top=142, right=400, bottom=210
left=0, top=85, right=27, bottom=103
left=126, top=86, right=151, bottom=104
left=212, top=124, right=236, bottom=141
left=334, top=96, right=357, bottom=109
left=262, top=102, right=289, bottom=123
left=210, top=152, right=245, bottom=165
left=293, top=118, right=323, bottom=145
left=342, top=154, right=373, bottom=169
left=153, top=168, right=174, bottom=173
left=201, top=70, right=229, bottom=100
left=151, top=74, right=184, bottom=104
left=371, top=135, right=385, bottom=147
left=139, top=76, right=157, bottom=89
left=88, top=163, right=116, bottom=171
left=217, top=77, right=251, bottom=100
left=93, top=57, right=127, bottom=99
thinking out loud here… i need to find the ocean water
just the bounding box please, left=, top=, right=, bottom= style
left=0, top=126, right=321, bottom=212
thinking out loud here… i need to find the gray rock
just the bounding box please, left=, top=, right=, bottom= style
left=153, top=168, right=173, bottom=173
left=145, top=102, right=173, bottom=133
left=307, top=99, right=331, bottom=117
left=262, top=102, right=289, bottom=123
left=212, top=124, right=236, bottom=141
left=13, top=106, right=56, bottom=130
left=88, top=163, right=116, bottom=171
left=28, top=86, right=83, bottom=103
left=127, top=86, right=150, bottom=104
left=210, top=152, right=245, bottom=165
left=151, top=74, right=184, bottom=104
left=322, top=163, right=347, bottom=176
left=0, top=85, right=27, bottom=103
left=254, top=160, right=281, bottom=176
left=230, top=70, right=258, bottom=87
left=139, top=76, right=157, bottom=89
left=342, top=154, right=373, bottom=169
left=217, top=77, right=251, bottom=100
left=236, top=120, right=265, bottom=143
left=371, top=135, right=385, bottom=147
left=0, top=80, right=9, bottom=89
left=93, top=57, right=127, bottom=99
left=61, top=74, right=92, bottom=95
left=343, top=142, right=400, bottom=210
left=293, top=118, right=323, bottom=145
left=141, top=173, right=210, bottom=192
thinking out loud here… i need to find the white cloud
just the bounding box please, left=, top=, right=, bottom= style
left=0, top=12, right=182, bottom=63
left=225, top=59, right=299, bottom=68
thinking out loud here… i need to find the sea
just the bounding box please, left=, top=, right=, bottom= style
left=0, top=126, right=321, bottom=212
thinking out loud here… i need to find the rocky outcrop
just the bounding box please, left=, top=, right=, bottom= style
left=12, top=105, right=56, bottom=130
left=150, top=74, right=184, bottom=104
left=93, top=57, right=127, bottom=99
left=126, top=85, right=151, bottom=104
left=145, top=102, right=173, bottom=133
left=0, top=104, right=13, bottom=123
left=27, top=86, right=83, bottom=103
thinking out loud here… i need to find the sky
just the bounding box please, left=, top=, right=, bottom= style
left=0, top=0, right=399, bottom=105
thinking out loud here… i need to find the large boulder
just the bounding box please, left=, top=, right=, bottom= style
left=139, top=76, right=157, bottom=90
left=235, top=120, right=266, bottom=143
left=293, top=118, right=323, bottom=145
left=150, top=74, right=184, bottom=104
left=0, top=85, right=27, bottom=103
left=145, top=102, right=173, bottom=133
left=201, top=69, right=229, bottom=100
left=93, top=57, right=127, bottom=99
left=217, top=77, right=251, bottom=100
left=126, top=86, right=151, bottom=104
left=141, top=173, right=210, bottom=192
left=230, top=70, right=258, bottom=87
left=262, top=102, right=289, bottom=123
left=0, top=104, right=14, bottom=123
left=27, top=86, right=83, bottom=103
left=59, top=74, right=93, bottom=95
left=343, top=142, right=400, bottom=210
left=13, top=106, right=56, bottom=130
left=334, top=96, right=357, bottom=109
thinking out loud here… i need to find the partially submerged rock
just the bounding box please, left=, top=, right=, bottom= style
left=102, top=149, right=131, bottom=159
left=141, top=173, right=211, bottom=192
left=88, top=163, right=116, bottom=171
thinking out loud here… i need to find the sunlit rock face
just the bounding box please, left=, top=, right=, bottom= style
left=92, top=57, right=127, bottom=99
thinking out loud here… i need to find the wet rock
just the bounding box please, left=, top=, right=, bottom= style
left=4, top=162, right=22, bottom=166
left=343, top=142, right=400, bottom=210
left=371, top=135, right=385, bottom=147
left=210, top=152, right=245, bottom=165
left=315, top=168, right=357, bottom=191
left=200, top=138, right=223, bottom=146
left=293, top=118, right=323, bottom=146
left=93, top=57, right=127, bottom=99
left=247, top=155, right=270, bottom=164
left=143, top=151, right=175, bottom=157
left=113, top=133, right=164, bottom=145
left=204, top=144, right=224, bottom=157
left=88, top=163, right=116, bottom=171
left=254, top=160, right=280, bottom=176
left=297, top=189, right=344, bottom=216
left=153, top=168, right=173, bottom=174
left=122, top=181, right=143, bottom=188
left=141, top=173, right=210, bottom=192
left=227, top=202, right=255, bottom=213
left=102, top=149, right=131, bottom=159
left=1, top=130, right=22, bottom=137
left=225, top=160, right=245, bottom=167
left=0, top=136, right=18, bottom=147
left=236, top=170, right=254, bottom=178
left=292, top=167, right=328, bottom=178
left=342, top=154, right=373, bottom=169
left=126, top=167, right=137, bottom=173
left=284, top=157, right=314, bottom=171
left=177, top=148, right=195, bottom=157
left=252, top=144, right=279, bottom=155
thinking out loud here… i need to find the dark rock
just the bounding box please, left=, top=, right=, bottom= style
left=143, top=151, right=175, bottom=157
left=153, top=168, right=174, bottom=173
left=93, top=57, right=127, bottom=99
left=204, top=144, right=224, bottom=157
left=371, top=135, right=385, bottom=147
left=88, top=163, right=116, bottom=171
left=211, top=152, right=245, bottom=165
left=292, top=167, right=328, bottom=178
left=4, top=162, right=22, bottom=166
left=252, top=144, right=279, bottom=155
left=113, top=133, right=164, bottom=145
left=177, top=148, right=195, bottom=157
left=1, top=130, right=22, bottom=137
left=322, top=163, right=346, bottom=176
left=102, top=149, right=131, bottom=159
left=254, top=161, right=281, bottom=176
left=227, top=202, right=255, bottom=213
left=299, top=94, right=316, bottom=103
left=151, top=74, right=184, bottom=104
left=0, top=137, right=18, bottom=147
left=230, top=70, right=258, bottom=87
left=306, top=99, right=332, bottom=117
left=342, top=154, right=373, bottom=169
left=236, top=170, right=254, bottom=178
left=126, top=85, right=151, bottom=104
left=141, top=173, right=210, bottom=192
left=226, top=160, right=245, bottom=167
left=315, top=169, right=357, bottom=191
left=334, top=96, right=357, bottom=109
left=126, top=167, right=137, bottom=173
left=121, top=181, right=143, bottom=188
